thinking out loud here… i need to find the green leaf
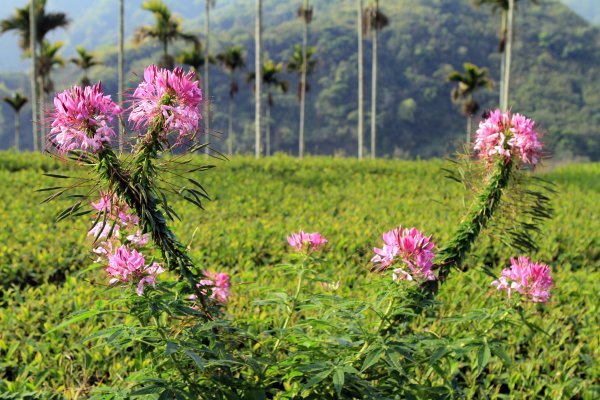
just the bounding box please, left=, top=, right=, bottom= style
left=184, top=349, right=205, bottom=371
left=477, top=344, right=491, bottom=373
left=45, top=309, right=105, bottom=334
left=361, top=347, right=383, bottom=372
left=491, top=345, right=512, bottom=366
left=166, top=342, right=179, bottom=356
left=333, top=368, right=345, bottom=397
left=303, top=369, right=331, bottom=390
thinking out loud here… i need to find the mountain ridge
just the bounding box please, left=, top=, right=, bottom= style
left=1, top=0, right=599, bottom=160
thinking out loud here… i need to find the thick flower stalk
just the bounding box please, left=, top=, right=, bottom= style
left=49, top=83, right=122, bottom=153
left=491, top=256, right=553, bottom=302
left=49, top=67, right=210, bottom=310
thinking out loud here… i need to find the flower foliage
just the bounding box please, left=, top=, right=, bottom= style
left=129, top=64, right=203, bottom=143
left=371, top=226, right=436, bottom=281
left=474, top=109, right=542, bottom=166
left=50, top=83, right=122, bottom=153
left=491, top=256, right=553, bottom=303
left=287, top=230, right=328, bottom=253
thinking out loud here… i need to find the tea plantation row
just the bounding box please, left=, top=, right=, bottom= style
left=0, top=152, right=597, bottom=398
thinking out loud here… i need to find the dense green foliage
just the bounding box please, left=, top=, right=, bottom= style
left=1, top=0, right=599, bottom=160
left=0, top=152, right=597, bottom=398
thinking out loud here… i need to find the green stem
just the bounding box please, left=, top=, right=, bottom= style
left=271, top=266, right=305, bottom=355
left=352, top=294, right=395, bottom=364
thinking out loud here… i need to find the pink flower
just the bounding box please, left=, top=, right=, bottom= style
left=287, top=230, right=328, bottom=252
left=474, top=109, right=542, bottom=166
left=88, top=192, right=146, bottom=258
left=371, top=226, right=436, bottom=281
left=50, top=83, right=122, bottom=153
left=491, top=256, right=553, bottom=303
left=105, top=245, right=164, bottom=295
left=191, top=271, right=231, bottom=304
left=129, top=65, right=203, bottom=143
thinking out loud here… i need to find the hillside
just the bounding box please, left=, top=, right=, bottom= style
left=1, top=0, right=599, bottom=160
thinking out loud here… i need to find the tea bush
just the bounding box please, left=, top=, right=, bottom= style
left=0, top=152, right=598, bottom=398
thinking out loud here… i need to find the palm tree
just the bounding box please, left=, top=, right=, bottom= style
left=448, top=63, right=493, bottom=145
left=118, top=0, right=125, bottom=152
left=204, top=0, right=216, bottom=138
left=287, top=44, right=316, bottom=156
left=178, top=42, right=209, bottom=81
left=474, top=0, right=537, bottom=111
left=37, top=40, right=64, bottom=147
left=296, top=0, right=313, bottom=158
left=217, top=45, right=246, bottom=155
left=364, top=0, right=389, bottom=159
left=1, top=0, right=69, bottom=151
left=248, top=60, right=289, bottom=157
left=356, top=0, right=364, bottom=159
left=70, top=46, right=101, bottom=86
left=3, top=92, right=28, bottom=150
left=134, top=0, right=197, bottom=69
left=255, top=0, right=263, bottom=159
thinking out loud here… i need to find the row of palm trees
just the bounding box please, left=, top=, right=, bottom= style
left=2, top=0, right=528, bottom=157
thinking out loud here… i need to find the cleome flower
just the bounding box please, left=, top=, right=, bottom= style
left=106, top=244, right=165, bottom=296
left=474, top=109, right=542, bottom=166
left=190, top=271, right=231, bottom=305
left=287, top=230, right=328, bottom=253
left=491, top=256, right=553, bottom=303
left=371, top=226, right=436, bottom=282
left=88, top=191, right=150, bottom=261
left=129, top=64, right=203, bottom=143
left=50, top=83, right=122, bottom=153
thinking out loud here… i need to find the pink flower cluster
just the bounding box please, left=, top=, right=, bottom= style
left=88, top=192, right=150, bottom=257
left=50, top=83, right=122, bottom=153
left=371, top=226, right=436, bottom=282
left=287, top=230, right=328, bottom=253
left=129, top=64, right=203, bottom=143
left=190, top=271, right=231, bottom=304
left=491, top=256, right=553, bottom=303
left=87, top=191, right=160, bottom=296
left=474, top=109, right=542, bottom=166
left=106, top=245, right=165, bottom=296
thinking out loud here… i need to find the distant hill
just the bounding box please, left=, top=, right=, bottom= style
left=1, top=0, right=599, bottom=161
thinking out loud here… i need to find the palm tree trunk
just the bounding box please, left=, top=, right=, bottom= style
left=255, top=0, right=262, bottom=159
left=204, top=0, right=211, bottom=148
left=30, top=0, right=38, bottom=152
left=228, top=74, right=234, bottom=155
left=38, top=75, right=45, bottom=150
left=498, top=10, right=507, bottom=109
left=163, top=40, right=168, bottom=68
left=118, top=0, right=125, bottom=152
left=357, top=0, right=364, bottom=159
left=14, top=112, right=20, bottom=150
left=501, top=0, right=514, bottom=112
left=370, top=5, right=378, bottom=160
left=266, top=100, right=271, bottom=156
left=299, top=0, right=309, bottom=158
left=466, top=115, right=472, bottom=146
